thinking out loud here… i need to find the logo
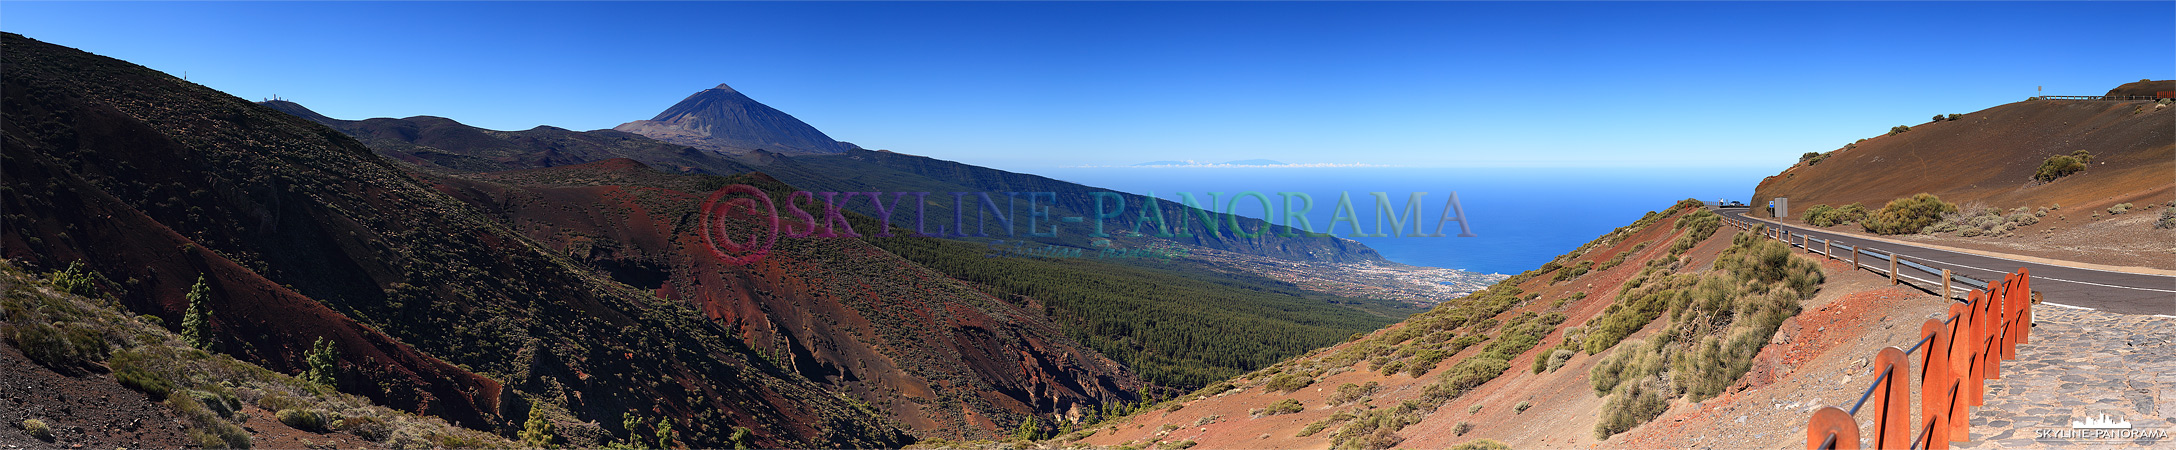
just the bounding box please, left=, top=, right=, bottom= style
left=699, top=184, right=780, bottom=266
left=695, top=184, right=1476, bottom=265
left=2034, top=410, right=2166, bottom=443
left=2072, top=414, right=2132, bottom=430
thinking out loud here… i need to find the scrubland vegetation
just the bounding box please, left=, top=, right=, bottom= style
left=1862, top=193, right=1958, bottom=235
left=0, top=261, right=507, bottom=449
left=2034, top=150, right=2093, bottom=182
left=1586, top=225, right=1820, bottom=439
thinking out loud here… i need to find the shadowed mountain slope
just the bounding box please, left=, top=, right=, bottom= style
left=1, top=32, right=908, bottom=448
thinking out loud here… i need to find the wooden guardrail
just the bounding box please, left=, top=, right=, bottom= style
left=1715, top=216, right=2034, bottom=449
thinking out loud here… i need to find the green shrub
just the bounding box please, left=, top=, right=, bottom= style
left=2108, top=203, right=2132, bottom=215
left=4, top=320, right=108, bottom=374
left=277, top=408, right=336, bottom=433
left=1514, top=401, right=1532, bottom=414
left=1863, top=193, right=1957, bottom=235
left=1327, top=382, right=1380, bottom=406
left=1467, top=404, right=1482, bottom=414
left=116, top=363, right=174, bottom=400
left=1593, top=377, right=1672, bottom=440
left=1253, top=398, right=1305, bottom=416
left=1667, top=210, right=1722, bottom=255
left=1194, top=382, right=1236, bottom=397
left=1804, top=203, right=1868, bottom=227
left=1297, top=412, right=1356, bottom=437
left=171, top=394, right=251, bottom=448
left=1448, top=439, right=1512, bottom=450
left=20, top=418, right=54, bottom=441
left=2035, top=154, right=2089, bottom=181
left=1165, top=440, right=1196, bottom=450
left=1453, top=421, right=1473, bottom=436
left=336, top=415, right=393, bottom=442
left=1888, top=124, right=1911, bottom=135
left=1329, top=407, right=1421, bottom=450
left=1263, top=374, right=1313, bottom=393
left=1545, top=348, right=1576, bottom=373
left=1588, top=340, right=1665, bottom=396
left=46, top=261, right=101, bottom=298
left=1946, top=113, right=1963, bottom=121
left=2157, top=208, right=2176, bottom=229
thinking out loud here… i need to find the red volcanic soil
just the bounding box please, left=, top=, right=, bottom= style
left=1753, top=98, right=2171, bottom=215
left=1751, top=95, right=2174, bottom=269
left=432, top=161, right=1143, bottom=439
left=0, top=342, right=193, bottom=449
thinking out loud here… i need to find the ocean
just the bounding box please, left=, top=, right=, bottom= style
left=1032, top=167, right=1772, bottom=275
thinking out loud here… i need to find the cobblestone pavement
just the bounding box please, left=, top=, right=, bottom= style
left=1955, top=305, right=2174, bottom=449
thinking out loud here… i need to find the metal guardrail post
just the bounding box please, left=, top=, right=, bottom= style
left=1809, top=268, right=2032, bottom=450
left=1920, top=318, right=1953, bottom=449
left=1823, top=239, right=1831, bottom=260
left=1942, top=269, right=1952, bottom=300
left=1871, top=347, right=1910, bottom=449
left=1889, top=252, right=1899, bottom=285
left=1852, top=246, right=1860, bottom=271
left=1946, top=301, right=1975, bottom=441
left=2011, top=268, right=2031, bottom=348
left=1805, top=407, right=1861, bottom=450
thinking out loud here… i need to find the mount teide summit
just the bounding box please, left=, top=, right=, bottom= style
left=614, top=83, right=854, bottom=155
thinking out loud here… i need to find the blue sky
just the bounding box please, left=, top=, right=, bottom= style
left=5, top=1, right=2170, bottom=173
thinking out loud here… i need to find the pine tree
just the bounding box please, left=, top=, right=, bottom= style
left=181, top=276, right=214, bottom=350
left=520, top=403, right=561, bottom=449
left=653, top=418, right=676, bottom=450
left=725, top=427, right=753, bottom=450
left=303, top=337, right=339, bottom=387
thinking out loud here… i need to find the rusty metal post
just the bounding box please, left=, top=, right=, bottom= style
left=2011, top=270, right=2028, bottom=353
left=1942, top=269, right=1952, bottom=300
left=1824, top=239, right=1831, bottom=260
left=1960, top=294, right=1986, bottom=409
left=1947, top=302, right=1975, bottom=441
left=1982, top=281, right=2003, bottom=380
left=1872, top=347, right=1911, bottom=449
left=1852, top=246, right=1860, bottom=271
left=1920, top=319, right=1953, bottom=449
left=1805, top=407, right=1862, bottom=450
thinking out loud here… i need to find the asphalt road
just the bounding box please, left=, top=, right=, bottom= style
left=1714, top=208, right=2175, bottom=316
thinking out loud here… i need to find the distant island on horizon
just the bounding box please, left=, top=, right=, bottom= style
left=1132, top=159, right=1287, bottom=166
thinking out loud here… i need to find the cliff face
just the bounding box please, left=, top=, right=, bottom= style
left=614, top=84, right=852, bottom=155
